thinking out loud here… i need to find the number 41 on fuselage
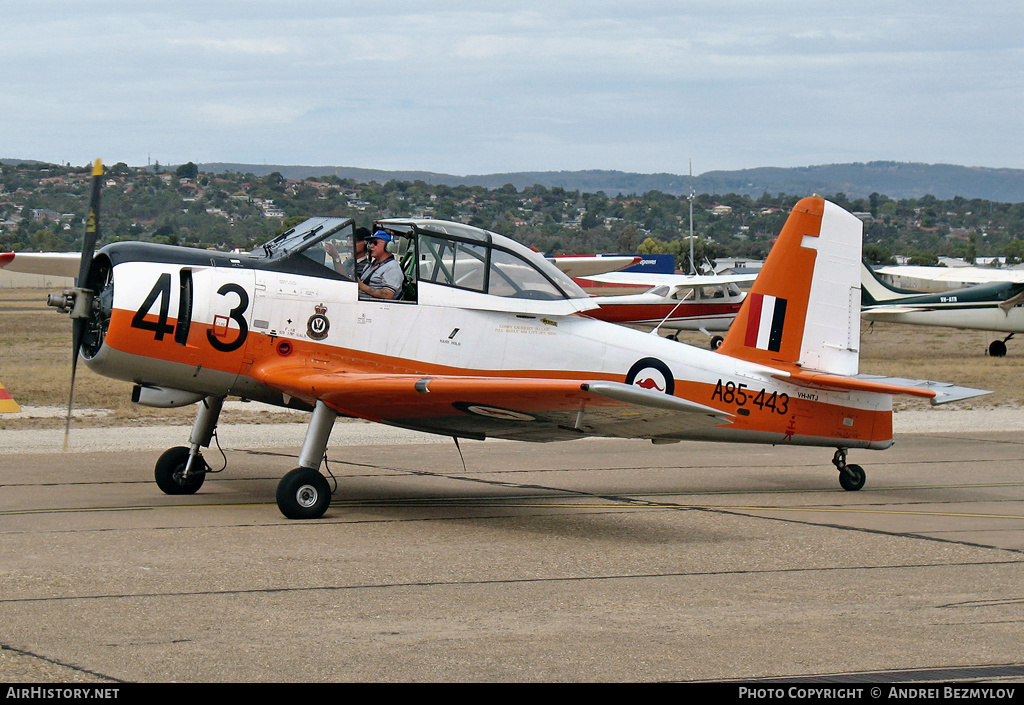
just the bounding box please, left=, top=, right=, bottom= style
left=41, top=165, right=988, bottom=518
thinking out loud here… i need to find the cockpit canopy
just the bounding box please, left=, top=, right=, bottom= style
left=250, top=217, right=594, bottom=313
left=251, top=217, right=355, bottom=263
left=376, top=219, right=589, bottom=302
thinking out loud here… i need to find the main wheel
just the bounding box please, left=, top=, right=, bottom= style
left=710, top=335, right=724, bottom=350
left=839, top=463, right=866, bottom=491
left=154, top=446, right=207, bottom=495
left=989, top=339, right=1007, bottom=357
left=276, top=467, right=331, bottom=519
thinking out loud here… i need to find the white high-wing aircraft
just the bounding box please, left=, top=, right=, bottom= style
left=551, top=256, right=753, bottom=346
left=862, top=263, right=1024, bottom=356
left=579, top=271, right=755, bottom=348
left=7, top=161, right=988, bottom=518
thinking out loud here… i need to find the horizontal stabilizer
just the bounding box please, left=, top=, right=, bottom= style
left=852, top=374, right=991, bottom=405
left=779, top=370, right=990, bottom=406
left=862, top=305, right=922, bottom=315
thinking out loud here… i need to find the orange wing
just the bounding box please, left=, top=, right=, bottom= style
left=251, top=358, right=731, bottom=442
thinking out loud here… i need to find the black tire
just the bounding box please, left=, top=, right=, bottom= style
left=839, top=463, right=866, bottom=491
left=276, top=467, right=331, bottom=520
left=154, top=446, right=207, bottom=495
left=989, top=340, right=1007, bottom=357
left=710, top=335, right=724, bottom=350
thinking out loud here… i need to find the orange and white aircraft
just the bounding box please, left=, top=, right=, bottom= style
left=26, top=161, right=988, bottom=518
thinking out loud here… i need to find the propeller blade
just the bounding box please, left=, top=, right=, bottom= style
left=64, top=159, right=104, bottom=450
left=76, top=159, right=103, bottom=285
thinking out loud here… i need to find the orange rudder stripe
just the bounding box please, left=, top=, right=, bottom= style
left=719, top=196, right=824, bottom=368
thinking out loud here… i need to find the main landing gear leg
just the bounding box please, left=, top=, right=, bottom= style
left=276, top=400, right=338, bottom=519
left=832, top=448, right=866, bottom=491
left=154, top=395, right=224, bottom=495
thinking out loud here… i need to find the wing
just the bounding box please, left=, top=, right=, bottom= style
left=875, top=265, right=1024, bottom=285
left=0, top=252, right=81, bottom=278
left=251, top=360, right=731, bottom=442
left=584, top=271, right=758, bottom=287
left=550, top=255, right=641, bottom=278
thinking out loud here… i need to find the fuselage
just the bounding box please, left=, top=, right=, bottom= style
left=862, top=263, right=1024, bottom=333
left=83, top=236, right=895, bottom=451
left=586, top=288, right=744, bottom=331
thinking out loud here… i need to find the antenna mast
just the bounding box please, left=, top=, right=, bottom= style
left=688, top=159, right=695, bottom=274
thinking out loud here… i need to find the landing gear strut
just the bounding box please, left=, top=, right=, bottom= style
left=276, top=400, right=338, bottom=519
left=154, top=396, right=223, bottom=495
left=832, top=448, right=866, bottom=491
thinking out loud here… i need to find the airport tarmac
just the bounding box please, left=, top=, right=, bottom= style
left=2, top=420, right=1024, bottom=683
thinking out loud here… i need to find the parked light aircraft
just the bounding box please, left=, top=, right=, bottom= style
left=580, top=272, right=754, bottom=348
left=550, top=256, right=751, bottom=345
left=25, top=161, right=989, bottom=518
left=862, top=262, right=1024, bottom=357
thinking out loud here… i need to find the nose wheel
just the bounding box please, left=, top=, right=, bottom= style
left=832, top=448, right=866, bottom=491
left=154, top=446, right=208, bottom=495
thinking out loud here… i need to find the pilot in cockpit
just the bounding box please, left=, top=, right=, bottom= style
left=357, top=230, right=405, bottom=300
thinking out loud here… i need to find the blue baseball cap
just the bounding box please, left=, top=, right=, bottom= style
left=370, top=230, right=392, bottom=243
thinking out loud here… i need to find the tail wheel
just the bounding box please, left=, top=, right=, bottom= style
left=277, top=467, right=331, bottom=519
left=154, top=446, right=207, bottom=495
left=839, top=463, right=866, bottom=491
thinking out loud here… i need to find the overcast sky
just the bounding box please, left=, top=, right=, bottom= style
left=3, top=1, right=1022, bottom=175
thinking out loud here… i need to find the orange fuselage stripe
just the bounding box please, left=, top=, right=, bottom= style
left=102, top=306, right=894, bottom=444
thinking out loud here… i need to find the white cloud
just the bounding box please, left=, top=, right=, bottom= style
left=1, top=1, right=1022, bottom=173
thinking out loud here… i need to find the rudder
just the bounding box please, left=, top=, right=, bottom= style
left=718, top=197, right=863, bottom=376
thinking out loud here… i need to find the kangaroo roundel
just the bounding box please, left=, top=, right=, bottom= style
left=625, top=357, right=675, bottom=396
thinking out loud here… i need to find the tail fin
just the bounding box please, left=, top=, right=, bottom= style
left=718, top=197, right=862, bottom=376
left=860, top=260, right=921, bottom=306
left=0, top=381, right=21, bottom=413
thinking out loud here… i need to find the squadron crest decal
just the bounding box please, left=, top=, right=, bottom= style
left=307, top=304, right=330, bottom=340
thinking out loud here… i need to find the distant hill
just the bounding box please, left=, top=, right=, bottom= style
left=696, top=162, right=1024, bottom=202
left=196, top=161, right=1024, bottom=202
left=7, top=158, right=1024, bottom=201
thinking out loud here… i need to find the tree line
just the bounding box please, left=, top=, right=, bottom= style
left=3, top=162, right=1024, bottom=270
